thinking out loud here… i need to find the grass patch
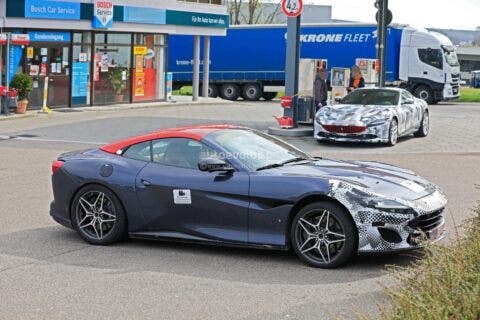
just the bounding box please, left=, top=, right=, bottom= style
left=379, top=207, right=480, bottom=320
left=456, top=87, right=480, bottom=102
left=173, top=86, right=193, bottom=96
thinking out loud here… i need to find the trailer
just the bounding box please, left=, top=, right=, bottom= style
left=168, top=23, right=460, bottom=104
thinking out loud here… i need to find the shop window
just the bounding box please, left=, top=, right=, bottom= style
left=93, top=33, right=132, bottom=104
left=132, top=34, right=167, bottom=102
left=72, top=32, right=92, bottom=106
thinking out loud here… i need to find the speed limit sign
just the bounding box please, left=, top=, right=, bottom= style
left=281, top=0, right=303, bottom=17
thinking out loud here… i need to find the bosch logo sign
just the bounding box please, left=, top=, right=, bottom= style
left=93, top=0, right=114, bottom=29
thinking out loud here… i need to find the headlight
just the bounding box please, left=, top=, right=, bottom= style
left=365, top=119, right=387, bottom=127
left=371, top=199, right=414, bottom=214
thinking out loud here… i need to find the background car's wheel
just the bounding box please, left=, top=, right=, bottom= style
left=291, top=201, right=357, bottom=268
left=414, top=85, right=434, bottom=104
left=71, top=184, right=126, bottom=245
left=387, top=118, right=398, bottom=146
left=414, top=110, right=430, bottom=137
left=220, top=84, right=240, bottom=101
left=242, top=83, right=262, bottom=101
left=262, top=92, right=277, bottom=101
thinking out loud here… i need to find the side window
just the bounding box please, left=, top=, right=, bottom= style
left=122, top=141, right=151, bottom=162
left=152, top=138, right=220, bottom=170
left=418, top=48, right=443, bottom=69
left=401, top=91, right=410, bottom=104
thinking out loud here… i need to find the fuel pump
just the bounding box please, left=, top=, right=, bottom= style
left=330, top=67, right=350, bottom=102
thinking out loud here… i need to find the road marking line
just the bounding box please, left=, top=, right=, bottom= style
left=10, top=137, right=106, bottom=145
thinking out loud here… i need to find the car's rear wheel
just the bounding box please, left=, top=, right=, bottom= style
left=291, top=202, right=357, bottom=268
left=414, top=110, right=429, bottom=137
left=387, top=118, right=398, bottom=146
left=72, top=185, right=126, bottom=245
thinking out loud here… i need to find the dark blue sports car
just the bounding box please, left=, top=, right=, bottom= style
left=50, top=125, right=447, bottom=268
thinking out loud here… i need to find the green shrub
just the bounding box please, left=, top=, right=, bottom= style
left=380, top=208, right=480, bottom=320
left=10, top=73, right=33, bottom=101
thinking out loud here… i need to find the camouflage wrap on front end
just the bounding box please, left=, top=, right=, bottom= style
left=314, top=104, right=394, bottom=143
left=327, top=179, right=447, bottom=253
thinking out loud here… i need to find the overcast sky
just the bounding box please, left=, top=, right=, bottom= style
left=305, top=0, right=480, bottom=30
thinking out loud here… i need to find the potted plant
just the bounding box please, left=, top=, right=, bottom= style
left=108, top=68, right=129, bottom=103
left=10, top=73, right=33, bottom=114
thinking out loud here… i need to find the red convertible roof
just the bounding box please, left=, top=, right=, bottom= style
left=100, top=124, right=241, bottom=154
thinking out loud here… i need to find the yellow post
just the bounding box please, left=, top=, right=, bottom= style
left=40, top=77, right=52, bottom=114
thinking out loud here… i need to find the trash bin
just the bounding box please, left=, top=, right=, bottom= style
left=297, top=97, right=314, bottom=124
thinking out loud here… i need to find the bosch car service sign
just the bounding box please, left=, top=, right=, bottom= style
left=281, top=0, right=303, bottom=17
left=93, top=0, right=114, bottom=29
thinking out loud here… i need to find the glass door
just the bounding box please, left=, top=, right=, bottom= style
left=26, top=43, right=70, bottom=108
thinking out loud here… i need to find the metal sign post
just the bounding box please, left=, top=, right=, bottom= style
left=282, top=0, right=303, bottom=128
left=375, top=0, right=391, bottom=87
left=284, top=16, right=301, bottom=127
left=1, top=33, right=11, bottom=115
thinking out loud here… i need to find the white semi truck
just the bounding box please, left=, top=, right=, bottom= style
left=169, top=23, right=461, bottom=104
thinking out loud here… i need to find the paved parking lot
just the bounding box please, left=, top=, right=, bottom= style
left=0, top=100, right=479, bottom=319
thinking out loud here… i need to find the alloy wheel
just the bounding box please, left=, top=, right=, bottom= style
left=422, top=112, right=429, bottom=135
left=389, top=120, right=398, bottom=145
left=294, top=209, right=346, bottom=265
left=75, top=191, right=116, bottom=241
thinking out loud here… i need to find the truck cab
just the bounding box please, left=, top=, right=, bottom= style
left=399, top=28, right=460, bottom=104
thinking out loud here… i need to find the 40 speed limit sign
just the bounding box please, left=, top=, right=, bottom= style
left=281, top=0, right=303, bottom=17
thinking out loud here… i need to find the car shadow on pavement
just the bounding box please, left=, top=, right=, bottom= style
left=0, top=226, right=420, bottom=285
left=316, top=134, right=418, bottom=150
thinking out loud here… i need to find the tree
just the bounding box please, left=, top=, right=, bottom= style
left=226, top=0, right=243, bottom=25
left=226, top=0, right=282, bottom=25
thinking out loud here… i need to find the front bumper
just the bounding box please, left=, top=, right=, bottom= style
left=314, top=121, right=389, bottom=143
left=329, top=180, right=448, bottom=253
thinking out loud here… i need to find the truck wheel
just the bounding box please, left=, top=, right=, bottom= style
left=242, top=83, right=262, bottom=101
left=220, top=84, right=240, bottom=101
left=262, top=92, right=277, bottom=101
left=201, top=84, right=219, bottom=98
left=414, top=85, right=434, bottom=104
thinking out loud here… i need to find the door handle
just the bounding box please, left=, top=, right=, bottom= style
left=141, top=179, right=152, bottom=186
left=423, top=71, right=428, bottom=75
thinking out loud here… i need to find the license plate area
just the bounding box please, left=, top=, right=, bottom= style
left=427, top=221, right=445, bottom=240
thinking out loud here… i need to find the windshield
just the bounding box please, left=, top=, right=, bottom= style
left=340, top=90, right=400, bottom=106
left=207, top=129, right=311, bottom=171
left=442, top=46, right=460, bottom=67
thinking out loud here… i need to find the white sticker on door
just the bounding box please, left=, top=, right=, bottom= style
left=173, top=189, right=191, bottom=204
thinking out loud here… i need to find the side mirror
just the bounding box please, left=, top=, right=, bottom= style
left=198, top=158, right=234, bottom=173
left=334, top=96, right=342, bottom=103
left=402, top=99, right=414, bottom=105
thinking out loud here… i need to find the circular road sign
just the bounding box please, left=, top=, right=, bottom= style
left=281, top=0, right=303, bottom=18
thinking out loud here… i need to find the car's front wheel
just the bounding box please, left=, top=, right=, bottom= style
left=71, top=185, right=126, bottom=245
left=387, top=118, right=398, bottom=146
left=291, top=201, right=357, bottom=268
left=414, top=110, right=429, bottom=137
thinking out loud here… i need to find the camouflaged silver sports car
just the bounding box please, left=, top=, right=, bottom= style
left=314, top=88, right=429, bottom=146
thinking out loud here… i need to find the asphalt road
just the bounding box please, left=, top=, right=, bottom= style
left=0, top=101, right=479, bottom=319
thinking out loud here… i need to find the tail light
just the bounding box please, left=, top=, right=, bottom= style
left=52, top=160, right=64, bottom=173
